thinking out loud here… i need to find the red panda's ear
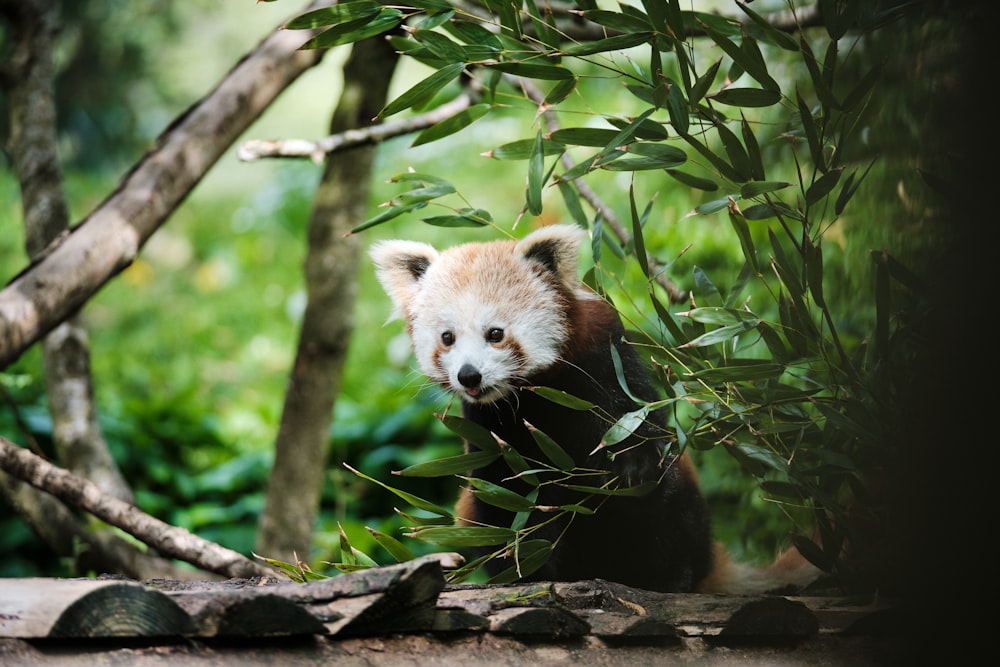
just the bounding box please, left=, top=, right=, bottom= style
left=515, top=225, right=587, bottom=292
left=369, top=240, right=439, bottom=317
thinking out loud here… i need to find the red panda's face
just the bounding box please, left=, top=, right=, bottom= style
left=407, top=242, right=570, bottom=403
left=371, top=225, right=590, bottom=405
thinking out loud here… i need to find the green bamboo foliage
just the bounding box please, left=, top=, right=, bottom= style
left=281, top=0, right=913, bottom=590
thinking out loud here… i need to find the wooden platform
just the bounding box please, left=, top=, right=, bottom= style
left=0, top=555, right=908, bottom=665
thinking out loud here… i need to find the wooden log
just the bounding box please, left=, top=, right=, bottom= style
left=0, top=557, right=896, bottom=645
left=0, top=578, right=195, bottom=638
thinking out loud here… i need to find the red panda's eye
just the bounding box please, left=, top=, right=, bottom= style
left=441, top=331, right=455, bottom=346
left=486, top=328, right=504, bottom=343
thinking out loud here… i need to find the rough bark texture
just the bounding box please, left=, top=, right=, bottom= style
left=0, top=0, right=146, bottom=577
left=0, top=435, right=271, bottom=579
left=2, top=0, right=133, bottom=502
left=0, top=1, right=330, bottom=370
left=0, top=557, right=904, bottom=665
left=255, top=36, right=401, bottom=560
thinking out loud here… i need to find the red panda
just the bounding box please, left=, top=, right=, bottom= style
left=370, top=224, right=820, bottom=594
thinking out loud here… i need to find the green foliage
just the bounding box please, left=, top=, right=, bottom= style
left=278, top=0, right=927, bottom=592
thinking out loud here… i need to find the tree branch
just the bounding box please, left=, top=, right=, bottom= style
left=0, top=468, right=216, bottom=580
left=0, top=435, right=271, bottom=578
left=238, top=92, right=475, bottom=162
left=0, top=0, right=333, bottom=370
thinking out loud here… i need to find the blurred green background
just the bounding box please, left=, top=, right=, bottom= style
left=0, top=1, right=951, bottom=577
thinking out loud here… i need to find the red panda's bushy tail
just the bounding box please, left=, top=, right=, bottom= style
left=696, top=543, right=823, bottom=595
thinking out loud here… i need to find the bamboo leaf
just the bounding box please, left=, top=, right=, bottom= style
left=466, top=478, right=536, bottom=512
left=345, top=463, right=454, bottom=517
left=685, top=361, right=784, bottom=383
left=727, top=441, right=788, bottom=475
left=367, top=527, right=417, bottom=563
left=439, top=414, right=500, bottom=452
left=486, top=138, right=563, bottom=160
left=350, top=202, right=425, bottom=234
left=286, top=1, right=381, bottom=29
left=708, top=87, right=782, bottom=108
left=402, top=0, right=455, bottom=12
left=411, top=103, right=490, bottom=147
left=421, top=208, right=493, bottom=227
left=728, top=202, right=759, bottom=273
left=606, top=116, right=669, bottom=140
left=679, top=307, right=759, bottom=326
left=799, top=36, right=839, bottom=110
left=740, top=114, right=765, bottom=180
left=602, top=406, right=651, bottom=446
left=300, top=9, right=403, bottom=49
left=444, top=16, right=502, bottom=48
left=680, top=133, right=743, bottom=182
left=550, top=128, right=624, bottom=148
left=690, top=57, right=722, bottom=105
left=665, top=169, right=719, bottom=191
left=527, top=423, right=576, bottom=471
left=488, top=62, right=575, bottom=80
left=740, top=181, right=792, bottom=198
left=408, top=525, right=515, bottom=547
left=502, top=447, right=540, bottom=487
left=581, top=9, right=651, bottom=33
left=396, top=449, right=500, bottom=477
left=545, top=77, right=577, bottom=105
left=666, top=82, right=689, bottom=135
left=679, top=320, right=758, bottom=348
left=412, top=28, right=468, bottom=62
left=715, top=121, right=751, bottom=180
left=527, top=130, right=545, bottom=215
left=557, top=181, right=589, bottom=227
left=560, top=32, right=652, bottom=57
left=805, top=237, right=826, bottom=309
left=527, top=386, right=596, bottom=410
left=609, top=341, right=647, bottom=406
left=630, top=186, right=650, bottom=277
left=377, top=62, right=465, bottom=119
left=796, top=90, right=826, bottom=173
left=806, top=167, right=843, bottom=205
left=391, top=183, right=456, bottom=207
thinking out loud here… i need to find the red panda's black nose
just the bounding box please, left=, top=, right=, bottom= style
left=457, top=364, right=482, bottom=389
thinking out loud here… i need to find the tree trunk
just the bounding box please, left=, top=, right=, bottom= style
left=0, top=0, right=332, bottom=577
left=255, top=36, right=401, bottom=560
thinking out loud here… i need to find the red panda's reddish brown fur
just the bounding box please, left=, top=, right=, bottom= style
left=371, top=224, right=821, bottom=594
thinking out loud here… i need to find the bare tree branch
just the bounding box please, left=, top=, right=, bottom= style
left=0, top=468, right=215, bottom=580
left=0, top=435, right=271, bottom=579
left=238, top=92, right=475, bottom=162
left=0, top=0, right=333, bottom=370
